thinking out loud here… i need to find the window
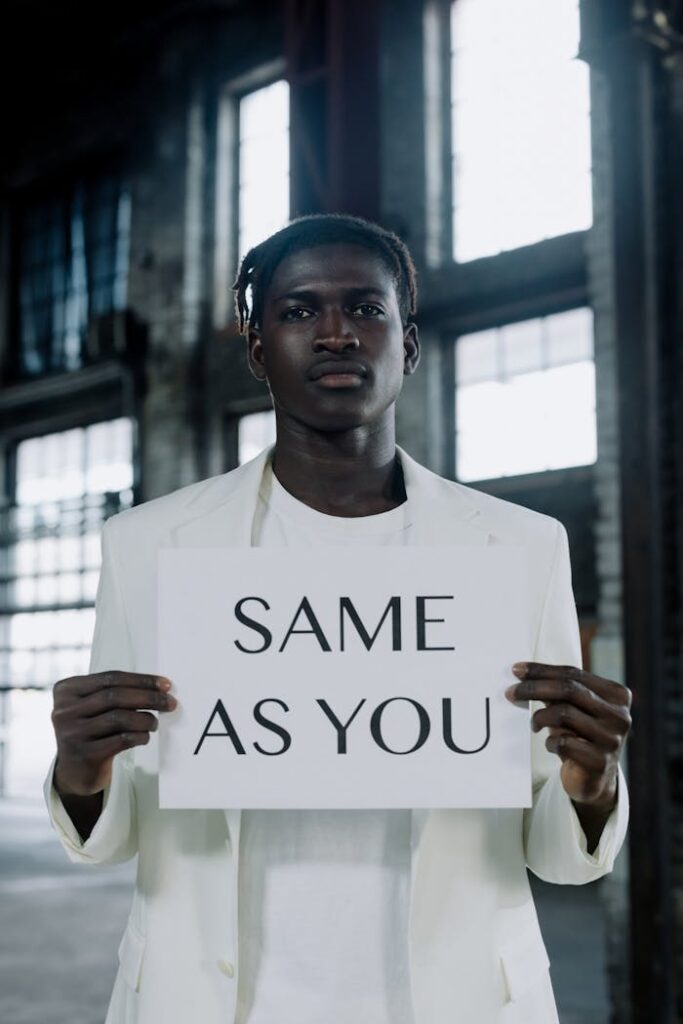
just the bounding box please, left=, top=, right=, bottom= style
left=214, top=75, right=290, bottom=328
left=455, top=308, right=596, bottom=481
left=238, top=80, right=290, bottom=261
left=0, top=418, right=134, bottom=798
left=17, top=176, right=131, bottom=377
left=450, top=0, right=591, bottom=262
left=238, top=410, right=277, bottom=465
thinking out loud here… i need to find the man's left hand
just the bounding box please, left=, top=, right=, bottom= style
left=505, top=662, right=632, bottom=811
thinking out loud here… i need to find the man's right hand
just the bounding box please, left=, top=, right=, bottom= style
left=51, top=670, right=177, bottom=798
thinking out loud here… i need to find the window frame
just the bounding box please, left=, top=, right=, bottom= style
left=452, top=304, right=597, bottom=484
left=421, top=0, right=595, bottom=482
left=445, top=0, right=592, bottom=265
left=213, top=60, right=288, bottom=330
left=6, top=163, right=131, bottom=382
left=0, top=361, right=143, bottom=505
left=0, top=410, right=138, bottom=796
left=427, top=275, right=589, bottom=481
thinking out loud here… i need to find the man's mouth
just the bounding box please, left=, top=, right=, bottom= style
left=308, top=360, right=368, bottom=388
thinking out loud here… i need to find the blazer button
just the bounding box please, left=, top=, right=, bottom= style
left=217, top=959, right=235, bottom=978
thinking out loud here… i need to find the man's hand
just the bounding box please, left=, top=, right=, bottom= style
left=51, top=670, right=177, bottom=798
left=505, top=662, right=631, bottom=850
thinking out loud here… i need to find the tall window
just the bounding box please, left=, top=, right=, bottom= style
left=17, top=177, right=131, bottom=377
left=450, top=0, right=591, bottom=262
left=0, top=419, right=134, bottom=798
left=455, top=308, right=596, bottom=481
left=238, top=80, right=290, bottom=261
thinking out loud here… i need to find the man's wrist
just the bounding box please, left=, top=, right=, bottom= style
left=53, top=759, right=79, bottom=799
left=52, top=763, right=105, bottom=842
left=571, top=774, right=618, bottom=854
left=572, top=771, right=619, bottom=814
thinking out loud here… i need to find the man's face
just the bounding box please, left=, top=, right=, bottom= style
left=247, top=243, right=419, bottom=432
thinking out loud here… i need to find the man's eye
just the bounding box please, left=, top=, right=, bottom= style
left=354, top=303, right=384, bottom=317
left=282, top=307, right=312, bottom=321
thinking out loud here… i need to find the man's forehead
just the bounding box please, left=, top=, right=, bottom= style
left=267, top=243, right=395, bottom=296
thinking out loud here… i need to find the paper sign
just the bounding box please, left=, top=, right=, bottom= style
left=158, top=547, right=531, bottom=809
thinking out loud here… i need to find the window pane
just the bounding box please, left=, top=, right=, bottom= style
left=85, top=417, right=134, bottom=494
left=1, top=420, right=134, bottom=798
left=15, top=418, right=133, bottom=505
left=546, top=306, right=593, bottom=366
left=455, top=309, right=596, bottom=480
left=456, top=329, right=498, bottom=385
left=500, top=319, right=543, bottom=377
left=451, top=0, right=591, bottom=262
left=17, top=177, right=131, bottom=377
left=238, top=411, right=277, bottom=465
left=238, top=80, right=290, bottom=260
left=5, top=689, right=56, bottom=799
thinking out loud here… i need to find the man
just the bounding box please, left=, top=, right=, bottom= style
left=46, top=213, right=631, bottom=1024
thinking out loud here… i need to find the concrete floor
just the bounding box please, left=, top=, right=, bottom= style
left=531, top=874, right=610, bottom=1024
left=0, top=799, right=133, bottom=1024
left=0, top=798, right=609, bottom=1024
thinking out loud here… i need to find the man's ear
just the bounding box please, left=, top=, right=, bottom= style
left=247, top=327, right=267, bottom=382
left=403, top=323, right=420, bottom=376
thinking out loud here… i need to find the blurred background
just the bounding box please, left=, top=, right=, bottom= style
left=0, top=0, right=680, bottom=1021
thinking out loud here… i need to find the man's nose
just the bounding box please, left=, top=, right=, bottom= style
left=313, top=310, right=360, bottom=352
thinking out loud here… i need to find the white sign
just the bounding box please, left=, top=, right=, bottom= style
left=158, top=548, right=531, bottom=809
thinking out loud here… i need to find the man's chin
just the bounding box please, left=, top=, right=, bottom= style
left=292, top=410, right=382, bottom=435
left=274, top=392, right=398, bottom=437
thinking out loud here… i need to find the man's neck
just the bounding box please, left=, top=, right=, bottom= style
left=270, top=414, right=405, bottom=517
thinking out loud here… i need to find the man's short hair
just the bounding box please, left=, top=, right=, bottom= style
left=232, top=213, right=418, bottom=334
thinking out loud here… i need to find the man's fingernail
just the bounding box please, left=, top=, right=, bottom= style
left=505, top=684, right=517, bottom=701
left=158, top=678, right=172, bottom=691
left=512, top=662, right=528, bottom=678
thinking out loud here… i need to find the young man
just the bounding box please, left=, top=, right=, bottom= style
left=47, top=214, right=631, bottom=1024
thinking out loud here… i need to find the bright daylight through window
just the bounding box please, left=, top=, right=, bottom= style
left=238, top=80, right=290, bottom=260
left=238, top=410, right=277, bottom=465
left=451, top=0, right=591, bottom=261
left=0, top=419, right=133, bottom=797
left=455, top=308, right=596, bottom=481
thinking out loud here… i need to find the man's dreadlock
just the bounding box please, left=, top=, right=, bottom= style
left=232, top=213, right=418, bottom=335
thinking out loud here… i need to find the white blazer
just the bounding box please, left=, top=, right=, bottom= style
left=44, top=446, right=628, bottom=1024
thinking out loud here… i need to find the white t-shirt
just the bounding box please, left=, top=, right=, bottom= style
left=235, top=464, right=415, bottom=1024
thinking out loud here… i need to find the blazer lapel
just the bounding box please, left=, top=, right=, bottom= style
left=397, top=445, right=491, bottom=549
left=170, top=443, right=491, bottom=550
left=170, top=447, right=271, bottom=549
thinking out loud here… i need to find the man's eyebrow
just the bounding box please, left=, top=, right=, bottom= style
left=272, top=288, right=318, bottom=304
left=272, top=286, right=391, bottom=303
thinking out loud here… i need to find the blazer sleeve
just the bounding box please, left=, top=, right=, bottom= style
left=523, top=520, right=629, bottom=884
left=43, top=515, right=139, bottom=865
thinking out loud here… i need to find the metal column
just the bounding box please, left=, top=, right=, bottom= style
left=581, top=2, right=682, bottom=1020
left=285, top=0, right=382, bottom=219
